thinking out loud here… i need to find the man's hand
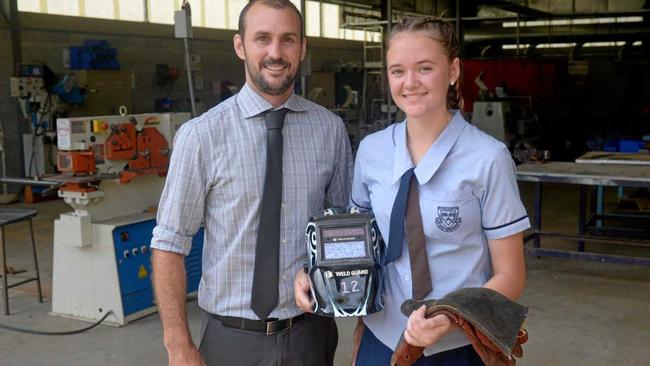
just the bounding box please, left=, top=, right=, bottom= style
left=166, top=343, right=206, bottom=366
left=294, top=269, right=314, bottom=312
left=152, top=249, right=205, bottom=366
left=403, top=305, right=454, bottom=348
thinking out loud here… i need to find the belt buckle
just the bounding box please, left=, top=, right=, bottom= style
left=265, top=318, right=292, bottom=335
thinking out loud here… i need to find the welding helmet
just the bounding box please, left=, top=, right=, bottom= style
left=305, top=207, right=385, bottom=317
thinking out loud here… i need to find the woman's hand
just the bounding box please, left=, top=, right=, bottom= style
left=294, top=269, right=314, bottom=312
left=403, top=305, right=454, bottom=348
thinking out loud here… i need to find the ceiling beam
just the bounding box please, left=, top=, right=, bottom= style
left=463, top=22, right=650, bottom=45
left=476, top=0, right=552, bottom=17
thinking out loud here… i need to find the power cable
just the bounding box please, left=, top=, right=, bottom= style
left=0, top=310, right=113, bottom=335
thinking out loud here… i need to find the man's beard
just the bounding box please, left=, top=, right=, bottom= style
left=246, top=57, right=299, bottom=96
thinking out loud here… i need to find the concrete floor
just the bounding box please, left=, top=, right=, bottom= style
left=1, top=182, right=649, bottom=366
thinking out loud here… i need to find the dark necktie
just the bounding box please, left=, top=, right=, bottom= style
left=251, top=108, right=288, bottom=320
left=386, top=168, right=433, bottom=300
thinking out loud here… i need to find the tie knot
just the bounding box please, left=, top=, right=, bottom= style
left=265, top=108, right=288, bottom=130
left=401, top=167, right=415, bottom=183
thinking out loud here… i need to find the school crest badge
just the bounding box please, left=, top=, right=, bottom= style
left=435, top=206, right=462, bottom=232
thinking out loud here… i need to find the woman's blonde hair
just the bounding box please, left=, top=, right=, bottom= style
left=388, top=16, right=463, bottom=110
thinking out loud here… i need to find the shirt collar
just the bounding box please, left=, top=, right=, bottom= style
left=237, top=83, right=310, bottom=119
left=392, top=110, right=467, bottom=185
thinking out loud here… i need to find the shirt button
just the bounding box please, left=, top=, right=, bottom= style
left=404, top=275, right=410, bottom=281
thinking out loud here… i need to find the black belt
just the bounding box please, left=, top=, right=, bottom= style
left=209, top=313, right=307, bottom=335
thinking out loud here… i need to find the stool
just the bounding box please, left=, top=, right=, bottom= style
left=0, top=208, right=43, bottom=315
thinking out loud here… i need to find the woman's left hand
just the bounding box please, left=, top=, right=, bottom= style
left=403, top=305, right=454, bottom=348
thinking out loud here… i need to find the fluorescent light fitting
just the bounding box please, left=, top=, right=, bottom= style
left=503, top=16, right=643, bottom=28
left=581, top=40, right=643, bottom=47
left=536, top=43, right=576, bottom=48
left=583, top=41, right=626, bottom=47
left=502, top=44, right=530, bottom=49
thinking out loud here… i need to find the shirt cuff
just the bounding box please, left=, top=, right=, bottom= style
left=483, top=216, right=531, bottom=240
left=151, top=225, right=193, bottom=255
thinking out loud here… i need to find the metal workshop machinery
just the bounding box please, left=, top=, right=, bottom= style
left=50, top=113, right=204, bottom=326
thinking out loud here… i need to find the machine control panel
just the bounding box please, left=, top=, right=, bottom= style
left=56, top=113, right=190, bottom=177
left=57, top=114, right=189, bottom=152
left=10, top=77, right=45, bottom=98
left=112, top=219, right=204, bottom=317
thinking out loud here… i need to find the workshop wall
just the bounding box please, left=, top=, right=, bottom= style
left=548, top=57, right=650, bottom=160
left=0, top=27, right=25, bottom=186
left=16, top=12, right=363, bottom=113
left=0, top=28, right=12, bottom=119
left=0, top=12, right=363, bottom=185
left=460, top=56, right=650, bottom=161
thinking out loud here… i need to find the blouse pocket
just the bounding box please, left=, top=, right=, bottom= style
left=419, top=188, right=481, bottom=244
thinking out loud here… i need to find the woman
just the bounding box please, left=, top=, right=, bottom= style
left=296, top=16, right=529, bottom=365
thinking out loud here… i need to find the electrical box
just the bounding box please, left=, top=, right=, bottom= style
left=174, top=9, right=193, bottom=39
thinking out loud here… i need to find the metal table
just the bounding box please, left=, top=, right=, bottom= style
left=0, top=208, right=43, bottom=315
left=517, top=162, right=650, bottom=266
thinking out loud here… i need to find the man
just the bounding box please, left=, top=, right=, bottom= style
left=150, top=0, right=352, bottom=365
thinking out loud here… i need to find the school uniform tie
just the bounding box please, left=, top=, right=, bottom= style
left=387, top=168, right=433, bottom=300
left=251, top=108, right=288, bottom=320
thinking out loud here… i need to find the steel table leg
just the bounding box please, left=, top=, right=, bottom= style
left=28, top=219, right=42, bottom=303
left=578, top=185, right=587, bottom=252
left=533, top=182, right=543, bottom=249
left=1, top=227, right=8, bottom=315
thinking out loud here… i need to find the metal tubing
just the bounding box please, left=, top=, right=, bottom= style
left=29, top=219, right=42, bottom=303
left=533, top=182, right=542, bottom=248
left=578, top=185, right=587, bottom=252
left=596, top=185, right=604, bottom=228
left=0, top=176, right=60, bottom=186
left=532, top=232, right=650, bottom=248
left=457, top=10, right=650, bottom=23
left=526, top=247, right=650, bottom=267
left=594, top=212, right=650, bottom=220
left=6, top=277, right=37, bottom=289
left=463, top=22, right=650, bottom=45
left=1, top=227, right=8, bottom=315
left=586, top=225, right=650, bottom=240
left=523, top=233, right=537, bottom=243
left=183, top=38, right=197, bottom=117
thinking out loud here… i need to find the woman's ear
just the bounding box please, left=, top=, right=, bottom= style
left=450, top=57, right=460, bottom=84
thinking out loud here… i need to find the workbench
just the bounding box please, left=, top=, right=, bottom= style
left=517, top=161, right=650, bottom=266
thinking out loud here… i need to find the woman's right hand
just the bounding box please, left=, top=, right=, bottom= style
left=404, top=305, right=454, bottom=348
left=294, top=269, right=314, bottom=312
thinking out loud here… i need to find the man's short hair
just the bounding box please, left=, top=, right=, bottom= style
left=238, top=0, right=304, bottom=40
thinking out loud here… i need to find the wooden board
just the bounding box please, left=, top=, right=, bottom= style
left=575, top=151, right=650, bottom=165
left=517, top=162, right=650, bottom=188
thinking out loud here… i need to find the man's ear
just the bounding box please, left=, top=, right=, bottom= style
left=300, top=37, right=307, bottom=61
left=234, top=33, right=245, bottom=61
